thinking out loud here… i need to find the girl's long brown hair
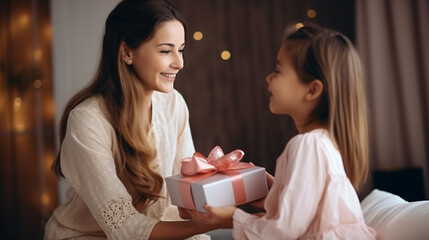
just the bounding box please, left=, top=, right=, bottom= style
left=52, top=0, right=186, bottom=210
left=283, top=24, right=369, bottom=189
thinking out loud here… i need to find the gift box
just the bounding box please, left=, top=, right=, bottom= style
left=165, top=146, right=269, bottom=212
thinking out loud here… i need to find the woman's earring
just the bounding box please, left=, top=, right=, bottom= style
left=127, top=59, right=132, bottom=65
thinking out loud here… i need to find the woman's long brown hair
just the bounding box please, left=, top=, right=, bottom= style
left=282, top=24, right=369, bottom=189
left=52, top=0, right=186, bottom=210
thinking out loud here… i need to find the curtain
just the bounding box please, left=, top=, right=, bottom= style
left=356, top=0, right=429, bottom=198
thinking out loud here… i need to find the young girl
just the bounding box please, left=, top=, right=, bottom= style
left=45, top=0, right=211, bottom=239
left=189, top=24, right=378, bottom=239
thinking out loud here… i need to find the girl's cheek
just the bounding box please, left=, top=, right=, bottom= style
left=272, top=81, right=280, bottom=92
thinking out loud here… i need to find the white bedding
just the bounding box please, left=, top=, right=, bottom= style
left=361, top=189, right=429, bottom=240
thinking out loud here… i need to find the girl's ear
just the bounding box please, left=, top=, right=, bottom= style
left=305, top=79, right=324, bottom=101
left=120, top=41, right=133, bottom=65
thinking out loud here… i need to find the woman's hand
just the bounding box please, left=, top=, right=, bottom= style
left=187, top=204, right=236, bottom=229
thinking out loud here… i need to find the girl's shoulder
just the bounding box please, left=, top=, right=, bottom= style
left=288, top=128, right=331, bottom=147
left=285, top=128, right=342, bottom=168
left=285, top=128, right=339, bottom=158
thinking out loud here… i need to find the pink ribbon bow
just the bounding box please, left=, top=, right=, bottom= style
left=181, top=146, right=254, bottom=176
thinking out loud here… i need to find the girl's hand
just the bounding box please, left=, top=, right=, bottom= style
left=246, top=171, right=274, bottom=211
left=188, top=204, right=236, bottom=229
left=265, top=171, right=275, bottom=189
left=178, top=207, right=191, bottom=219
left=246, top=197, right=266, bottom=211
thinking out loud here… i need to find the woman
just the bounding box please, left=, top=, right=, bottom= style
left=45, top=0, right=211, bottom=239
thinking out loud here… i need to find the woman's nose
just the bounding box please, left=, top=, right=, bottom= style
left=171, top=52, right=184, bottom=70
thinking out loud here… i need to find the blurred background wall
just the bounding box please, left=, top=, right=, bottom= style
left=0, top=0, right=427, bottom=239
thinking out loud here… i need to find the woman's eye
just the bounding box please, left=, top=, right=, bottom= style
left=160, top=50, right=171, bottom=54
left=179, top=49, right=185, bottom=53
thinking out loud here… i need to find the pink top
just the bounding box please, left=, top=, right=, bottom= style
left=232, top=129, right=378, bottom=240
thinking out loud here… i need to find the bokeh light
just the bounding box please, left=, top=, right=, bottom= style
left=296, top=23, right=304, bottom=29
left=307, top=9, right=317, bottom=18
left=193, top=31, right=203, bottom=41
left=34, top=79, right=42, bottom=89
left=221, top=50, right=231, bottom=60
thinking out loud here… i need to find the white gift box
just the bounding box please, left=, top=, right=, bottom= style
left=165, top=166, right=269, bottom=212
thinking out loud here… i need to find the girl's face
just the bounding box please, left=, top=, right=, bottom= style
left=130, top=20, right=185, bottom=93
left=266, top=44, right=309, bottom=116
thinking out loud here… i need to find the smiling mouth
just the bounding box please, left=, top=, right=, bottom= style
left=161, top=73, right=177, bottom=78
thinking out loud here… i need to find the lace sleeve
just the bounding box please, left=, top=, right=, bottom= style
left=96, top=196, right=158, bottom=240
left=96, top=196, right=210, bottom=240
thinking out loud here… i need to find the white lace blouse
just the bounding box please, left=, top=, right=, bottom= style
left=44, top=90, right=208, bottom=240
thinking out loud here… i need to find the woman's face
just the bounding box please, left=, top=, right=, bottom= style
left=265, top=44, right=308, bottom=116
left=130, top=20, right=185, bottom=93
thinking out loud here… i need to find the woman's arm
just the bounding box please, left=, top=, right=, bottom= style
left=149, top=220, right=214, bottom=240
left=62, top=107, right=211, bottom=240
left=187, top=205, right=236, bottom=230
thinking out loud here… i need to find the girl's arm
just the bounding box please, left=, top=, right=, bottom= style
left=246, top=171, right=274, bottom=211
left=265, top=171, right=275, bottom=188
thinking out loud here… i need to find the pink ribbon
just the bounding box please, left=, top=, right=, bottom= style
left=180, top=146, right=254, bottom=175
left=178, top=146, right=254, bottom=210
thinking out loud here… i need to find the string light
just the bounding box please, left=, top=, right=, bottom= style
left=193, top=31, right=203, bottom=41
left=45, top=24, right=52, bottom=38
left=44, top=150, right=55, bottom=172
left=34, top=48, right=42, bottom=62
left=16, top=124, right=25, bottom=132
left=14, top=97, right=22, bottom=111
left=221, top=50, right=231, bottom=60
left=41, top=192, right=50, bottom=207
left=18, top=14, right=29, bottom=27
